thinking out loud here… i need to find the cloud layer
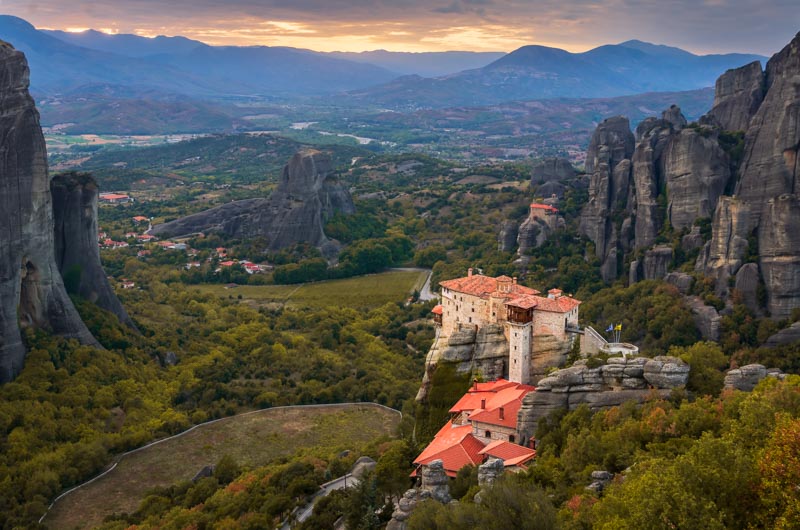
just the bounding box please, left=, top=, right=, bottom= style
left=6, top=0, right=799, bottom=54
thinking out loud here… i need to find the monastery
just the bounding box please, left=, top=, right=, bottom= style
left=431, top=268, right=581, bottom=385
left=414, top=271, right=582, bottom=477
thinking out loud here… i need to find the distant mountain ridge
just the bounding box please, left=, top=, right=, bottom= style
left=349, top=40, right=766, bottom=108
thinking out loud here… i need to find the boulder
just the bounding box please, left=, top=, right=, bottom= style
left=420, top=460, right=451, bottom=504
left=723, top=364, right=768, bottom=391
left=665, top=272, right=694, bottom=294
left=765, top=321, right=800, bottom=347
left=477, top=458, right=505, bottom=487
left=350, top=456, right=377, bottom=480
left=643, top=356, right=691, bottom=388
left=708, top=61, right=765, bottom=132
left=0, top=43, right=99, bottom=382
left=662, top=105, right=687, bottom=130
left=685, top=296, right=721, bottom=341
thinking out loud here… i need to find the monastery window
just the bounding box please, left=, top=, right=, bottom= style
left=514, top=346, right=517, bottom=351
left=469, top=317, right=472, bottom=323
left=472, top=308, right=475, bottom=312
left=509, top=435, right=515, bottom=443
left=485, top=430, right=491, bottom=438
left=514, top=332, right=518, bottom=337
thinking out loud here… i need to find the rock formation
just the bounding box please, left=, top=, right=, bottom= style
left=415, top=324, right=572, bottom=401
left=0, top=43, right=100, bottom=382
left=516, top=356, right=689, bottom=443
left=477, top=458, right=505, bottom=487
left=497, top=220, right=519, bottom=252
left=707, top=61, right=765, bottom=132
left=151, top=150, right=354, bottom=256
left=531, top=157, right=576, bottom=184
left=696, top=33, right=800, bottom=318
left=387, top=459, right=452, bottom=530
left=723, top=364, right=785, bottom=391
left=579, top=116, right=635, bottom=281
left=51, top=172, right=137, bottom=329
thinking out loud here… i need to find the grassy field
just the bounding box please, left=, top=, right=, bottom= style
left=194, top=269, right=428, bottom=309
left=44, top=404, right=400, bottom=530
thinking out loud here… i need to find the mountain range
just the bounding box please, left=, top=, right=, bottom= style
left=0, top=14, right=766, bottom=108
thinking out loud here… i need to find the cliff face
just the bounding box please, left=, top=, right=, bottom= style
left=579, top=116, right=635, bottom=281
left=707, top=61, right=765, bottom=132
left=0, top=43, right=99, bottom=382
left=696, top=33, right=800, bottom=318
left=51, top=172, right=137, bottom=330
left=152, top=150, right=354, bottom=255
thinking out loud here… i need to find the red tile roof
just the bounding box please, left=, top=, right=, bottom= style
left=479, top=440, right=536, bottom=467
left=413, top=421, right=485, bottom=477
left=449, top=379, right=535, bottom=431
left=440, top=274, right=539, bottom=299
left=530, top=295, right=581, bottom=313
left=431, top=305, right=443, bottom=315
left=530, top=203, right=558, bottom=213
left=506, top=295, right=539, bottom=309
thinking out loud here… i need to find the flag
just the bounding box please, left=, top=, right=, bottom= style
left=606, top=324, right=613, bottom=332
left=615, top=323, right=622, bottom=331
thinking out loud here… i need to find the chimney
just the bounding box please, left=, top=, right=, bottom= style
left=499, top=407, right=505, bottom=420
left=472, top=378, right=478, bottom=391
left=480, top=399, right=486, bottom=409
left=468, top=267, right=473, bottom=277
left=512, top=277, right=517, bottom=285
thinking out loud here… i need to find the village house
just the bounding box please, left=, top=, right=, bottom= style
left=413, top=379, right=536, bottom=477
left=99, top=193, right=132, bottom=204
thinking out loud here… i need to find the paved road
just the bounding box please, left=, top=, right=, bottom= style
left=282, top=473, right=360, bottom=529
left=391, top=267, right=437, bottom=302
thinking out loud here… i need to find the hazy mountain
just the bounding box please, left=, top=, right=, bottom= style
left=348, top=41, right=766, bottom=108
left=0, top=15, right=398, bottom=97
left=326, top=50, right=505, bottom=77
left=44, top=28, right=206, bottom=57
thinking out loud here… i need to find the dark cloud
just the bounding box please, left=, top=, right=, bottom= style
left=3, top=0, right=798, bottom=54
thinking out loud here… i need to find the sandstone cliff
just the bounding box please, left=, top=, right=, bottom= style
left=51, top=172, right=137, bottom=330
left=0, top=43, right=99, bottom=382
left=151, top=150, right=354, bottom=256
left=707, top=61, right=765, bottom=132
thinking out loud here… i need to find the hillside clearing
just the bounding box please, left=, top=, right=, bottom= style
left=194, top=269, right=428, bottom=309
left=43, top=404, right=400, bottom=530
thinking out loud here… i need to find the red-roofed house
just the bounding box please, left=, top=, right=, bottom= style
left=99, top=193, right=132, bottom=203
left=413, top=379, right=537, bottom=477
left=435, top=268, right=581, bottom=385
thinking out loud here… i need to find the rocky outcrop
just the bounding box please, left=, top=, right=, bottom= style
left=497, top=220, right=519, bottom=252
left=686, top=296, right=721, bottom=341
left=0, top=43, right=100, bottom=382
left=662, top=105, right=687, bottom=131
left=631, top=246, right=674, bottom=283
left=758, top=195, right=800, bottom=318
left=734, top=262, right=761, bottom=313
left=420, top=460, right=451, bottom=503
left=531, top=157, right=576, bottom=184
left=586, top=470, right=614, bottom=495
left=723, top=364, right=785, bottom=391
left=579, top=116, right=635, bottom=281
left=477, top=458, right=504, bottom=487
left=152, top=150, right=354, bottom=255
left=707, top=61, right=765, bottom=132
left=696, top=197, right=753, bottom=296
left=664, top=272, right=694, bottom=294
left=416, top=325, right=573, bottom=401
left=51, top=172, right=136, bottom=329
left=735, top=35, right=800, bottom=223
left=765, top=321, right=800, bottom=347
left=517, top=356, right=688, bottom=443
left=663, top=128, right=731, bottom=231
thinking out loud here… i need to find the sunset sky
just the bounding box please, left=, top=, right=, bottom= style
left=4, top=0, right=798, bottom=55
